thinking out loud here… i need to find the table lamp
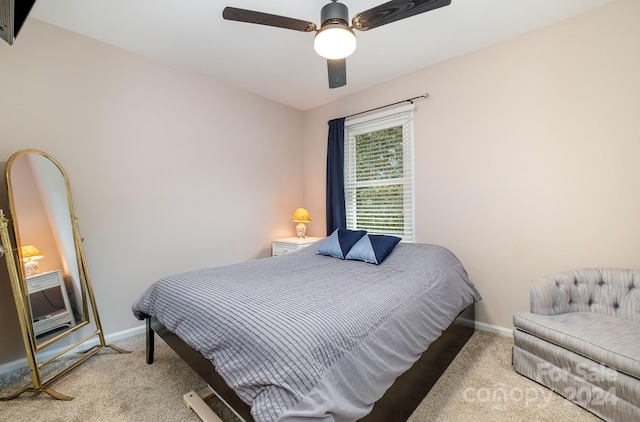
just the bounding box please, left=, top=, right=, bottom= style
left=291, top=208, right=311, bottom=238
left=21, top=244, right=44, bottom=277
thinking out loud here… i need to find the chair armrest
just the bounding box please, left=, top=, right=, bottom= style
left=530, top=272, right=591, bottom=315
left=530, top=276, right=569, bottom=315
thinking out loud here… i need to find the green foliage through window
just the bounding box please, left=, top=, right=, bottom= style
left=355, top=184, right=405, bottom=233
left=355, top=126, right=403, bottom=182
left=345, top=108, right=414, bottom=242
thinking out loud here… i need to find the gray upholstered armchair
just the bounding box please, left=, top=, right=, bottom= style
left=513, top=268, right=640, bottom=422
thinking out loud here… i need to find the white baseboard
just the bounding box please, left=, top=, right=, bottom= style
left=474, top=320, right=514, bottom=337
left=0, top=324, right=145, bottom=376
left=103, top=325, right=146, bottom=342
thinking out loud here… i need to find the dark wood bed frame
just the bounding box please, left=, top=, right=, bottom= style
left=145, top=303, right=474, bottom=422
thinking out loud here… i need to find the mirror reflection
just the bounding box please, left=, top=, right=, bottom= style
left=1, top=149, right=127, bottom=400
left=7, top=151, right=88, bottom=344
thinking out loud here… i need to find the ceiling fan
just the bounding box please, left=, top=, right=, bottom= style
left=222, top=0, right=451, bottom=89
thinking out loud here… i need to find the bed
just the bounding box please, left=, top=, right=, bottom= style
left=132, top=238, right=481, bottom=421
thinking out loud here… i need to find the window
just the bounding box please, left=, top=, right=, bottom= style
left=344, top=105, right=414, bottom=242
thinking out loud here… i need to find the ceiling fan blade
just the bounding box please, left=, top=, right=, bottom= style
left=352, top=0, right=451, bottom=31
left=223, top=7, right=317, bottom=32
left=327, top=59, right=347, bottom=89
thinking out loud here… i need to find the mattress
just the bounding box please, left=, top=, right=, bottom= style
left=132, top=241, right=481, bottom=421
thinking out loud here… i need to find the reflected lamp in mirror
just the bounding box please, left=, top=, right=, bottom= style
left=21, top=244, right=44, bottom=277
left=291, top=208, right=311, bottom=238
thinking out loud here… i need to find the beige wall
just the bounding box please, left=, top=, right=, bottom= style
left=302, top=0, right=640, bottom=329
left=0, top=0, right=638, bottom=368
left=0, top=20, right=305, bottom=363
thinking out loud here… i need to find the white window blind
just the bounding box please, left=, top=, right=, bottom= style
left=344, top=105, right=415, bottom=242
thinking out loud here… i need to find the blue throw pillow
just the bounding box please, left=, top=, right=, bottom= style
left=316, top=228, right=367, bottom=259
left=345, top=234, right=401, bottom=264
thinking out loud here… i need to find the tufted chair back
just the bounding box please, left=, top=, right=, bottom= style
left=530, top=268, right=640, bottom=321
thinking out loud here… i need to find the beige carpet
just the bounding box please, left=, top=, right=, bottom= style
left=0, top=331, right=601, bottom=422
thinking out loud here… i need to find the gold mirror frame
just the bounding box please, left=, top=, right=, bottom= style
left=0, top=149, right=128, bottom=401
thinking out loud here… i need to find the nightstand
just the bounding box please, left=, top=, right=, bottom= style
left=272, top=237, right=323, bottom=256
left=26, top=270, right=76, bottom=336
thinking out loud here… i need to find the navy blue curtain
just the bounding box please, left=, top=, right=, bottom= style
left=326, top=117, right=346, bottom=235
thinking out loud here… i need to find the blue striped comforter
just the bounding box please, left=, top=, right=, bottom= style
left=132, top=242, right=481, bottom=421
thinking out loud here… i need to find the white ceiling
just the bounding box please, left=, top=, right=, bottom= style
left=30, top=0, right=615, bottom=111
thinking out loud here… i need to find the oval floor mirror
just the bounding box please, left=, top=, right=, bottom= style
left=0, top=149, right=128, bottom=401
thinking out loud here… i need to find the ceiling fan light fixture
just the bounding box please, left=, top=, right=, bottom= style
left=222, top=0, right=452, bottom=88
left=314, top=24, right=356, bottom=60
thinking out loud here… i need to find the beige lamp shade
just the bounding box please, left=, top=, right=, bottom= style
left=21, top=244, right=44, bottom=261
left=291, top=208, right=311, bottom=222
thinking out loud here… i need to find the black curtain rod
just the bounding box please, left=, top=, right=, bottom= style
left=344, top=93, right=429, bottom=119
